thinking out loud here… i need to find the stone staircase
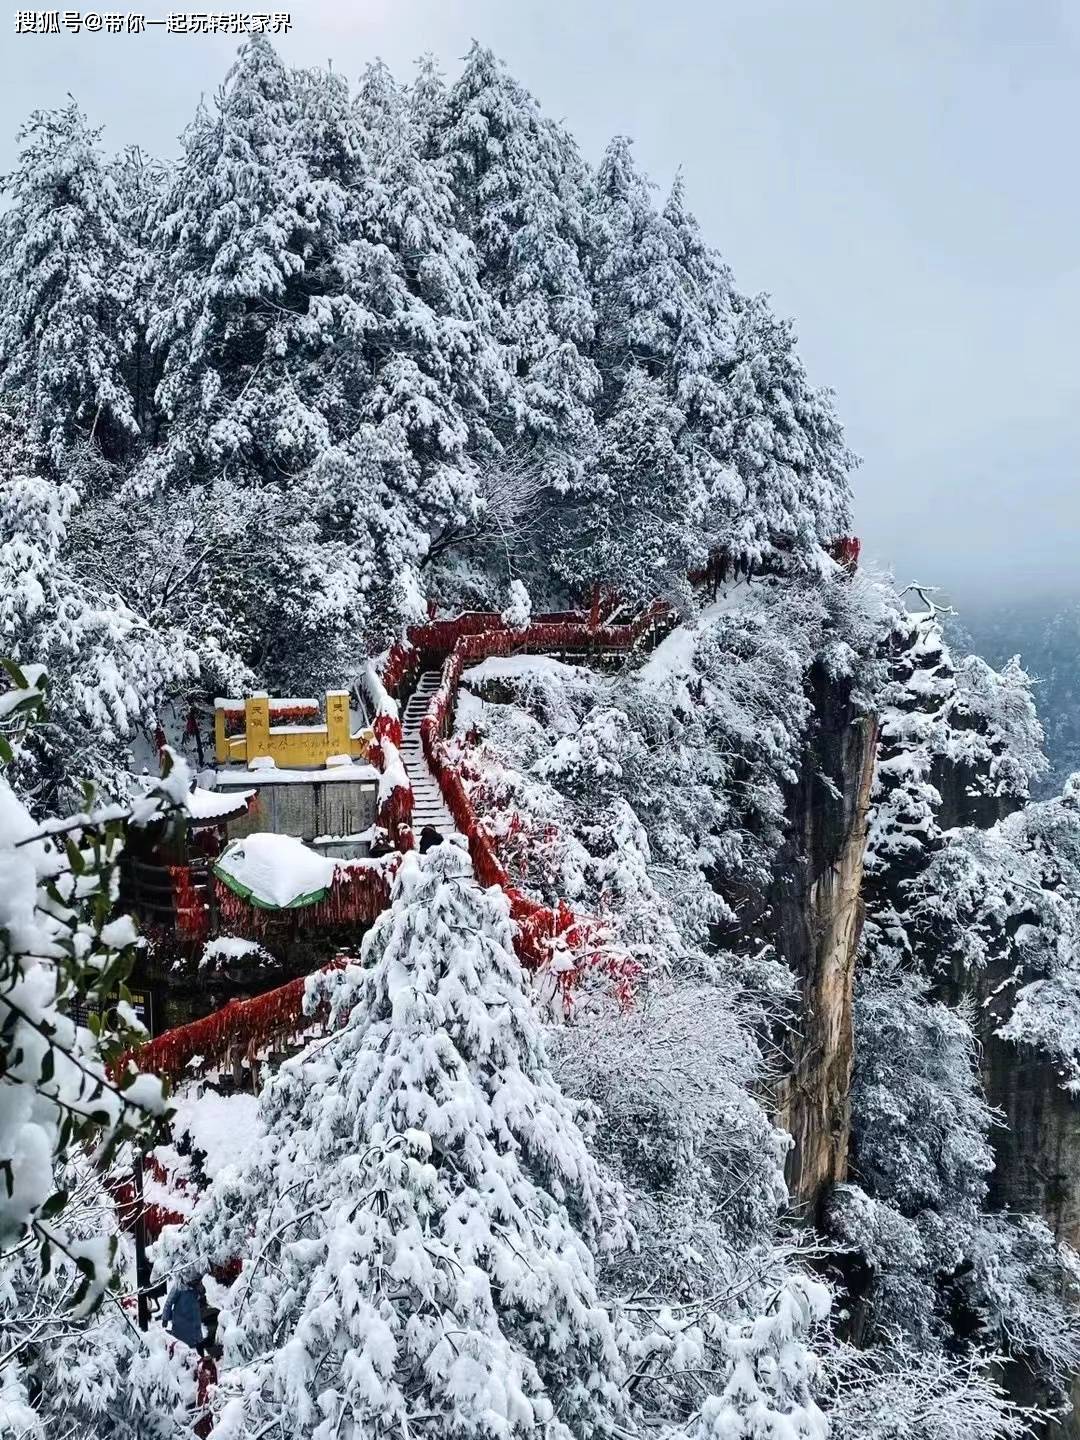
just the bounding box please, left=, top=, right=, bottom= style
left=401, top=671, right=464, bottom=844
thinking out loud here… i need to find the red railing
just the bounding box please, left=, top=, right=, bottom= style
left=365, top=603, right=672, bottom=1002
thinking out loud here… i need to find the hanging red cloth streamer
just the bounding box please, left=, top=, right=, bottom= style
left=211, top=862, right=397, bottom=941
left=219, top=700, right=320, bottom=737
left=169, top=865, right=211, bottom=942
left=829, top=535, right=861, bottom=572
left=121, top=957, right=350, bottom=1082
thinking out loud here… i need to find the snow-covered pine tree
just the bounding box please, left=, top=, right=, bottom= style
left=110, top=145, right=169, bottom=445
left=158, top=844, right=629, bottom=1440
left=717, top=291, right=853, bottom=561
left=0, top=102, right=139, bottom=466
left=660, top=171, right=737, bottom=391
left=862, top=597, right=1045, bottom=972
left=132, top=44, right=373, bottom=686
left=543, top=137, right=704, bottom=594
left=409, top=52, right=449, bottom=161
left=586, top=135, right=683, bottom=396
left=831, top=597, right=1080, bottom=1415
left=146, top=37, right=330, bottom=492
left=570, top=369, right=701, bottom=604
left=301, top=58, right=513, bottom=636
left=442, top=44, right=600, bottom=497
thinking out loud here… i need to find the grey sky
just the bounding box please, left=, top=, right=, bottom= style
left=2, top=0, right=1077, bottom=612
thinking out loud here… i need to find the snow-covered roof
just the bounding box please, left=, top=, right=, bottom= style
left=462, top=654, right=591, bottom=686
left=213, top=761, right=378, bottom=787
left=215, top=832, right=337, bottom=908
left=184, top=785, right=254, bottom=821
left=214, top=695, right=318, bottom=711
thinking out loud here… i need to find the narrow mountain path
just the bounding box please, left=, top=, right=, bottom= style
left=401, top=671, right=463, bottom=842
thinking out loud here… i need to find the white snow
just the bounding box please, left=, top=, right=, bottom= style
left=215, top=833, right=336, bottom=907
left=462, top=653, right=591, bottom=686
left=184, top=785, right=254, bottom=820
left=214, top=697, right=317, bottom=710
left=312, top=827, right=378, bottom=846
left=171, top=1089, right=265, bottom=1180
left=637, top=587, right=751, bottom=683
left=455, top=688, right=485, bottom=728
left=213, top=763, right=377, bottom=787
left=200, top=936, right=271, bottom=970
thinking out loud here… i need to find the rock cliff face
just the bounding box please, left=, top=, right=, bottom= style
left=931, top=759, right=1080, bottom=1436
left=984, top=1015, right=1080, bottom=1436
left=771, top=663, right=879, bottom=1217
left=974, top=957, right=1080, bottom=1436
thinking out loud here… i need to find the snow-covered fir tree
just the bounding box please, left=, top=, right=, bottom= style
left=146, top=38, right=331, bottom=492
left=158, top=845, right=630, bottom=1439
left=0, top=102, right=138, bottom=466
left=0, top=407, right=194, bottom=803
left=833, top=595, right=1080, bottom=1419
left=442, top=44, right=600, bottom=498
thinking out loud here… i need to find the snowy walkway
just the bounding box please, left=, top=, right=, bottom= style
left=401, top=671, right=464, bottom=843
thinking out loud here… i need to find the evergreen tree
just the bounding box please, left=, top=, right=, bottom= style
left=833, top=600, right=1079, bottom=1413
left=146, top=37, right=330, bottom=491
left=408, top=52, right=449, bottom=161
left=0, top=102, right=138, bottom=466
left=575, top=370, right=702, bottom=603
left=110, top=145, right=169, bottom=443
left=303, top=58, right=512, bottom=638
left=717, top=292, right=853, bottom=559
left=443, top=44, right=599, bottom=495
left=159, top=845, right=629, bottom=1440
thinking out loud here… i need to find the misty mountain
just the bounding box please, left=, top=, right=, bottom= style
left=958, top=597, right=1080, bottom=795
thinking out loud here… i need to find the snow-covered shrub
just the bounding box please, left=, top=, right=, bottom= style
left=551, top=980, right=789, bottom=1298
left=0, top=412, right=195, bottom=804
left=908, top=782, right=1080, bottom=1086
left=840, top=812, right=1080, bottom=1408
left=0, top=665, right=191, bottom=1431
left=501, top=578, right=533, bottom=630
left=1, top=664, right=178, bottom=1263
left=1, top=1154, right=193, bottom=1440
left=823, top=1336, right=1026, bottom=1440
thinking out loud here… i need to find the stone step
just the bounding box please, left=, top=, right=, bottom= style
left=397, top=671, right=463, bottom=842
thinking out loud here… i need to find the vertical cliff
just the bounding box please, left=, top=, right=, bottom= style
left=933, top=758, right=1080, bottom=1437
left=770, top=662, right=879, bottom=1217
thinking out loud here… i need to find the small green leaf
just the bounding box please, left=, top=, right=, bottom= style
left=40, top=1189, right=68, bottom=1220
left=0, top=657, right=28, bottom=688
